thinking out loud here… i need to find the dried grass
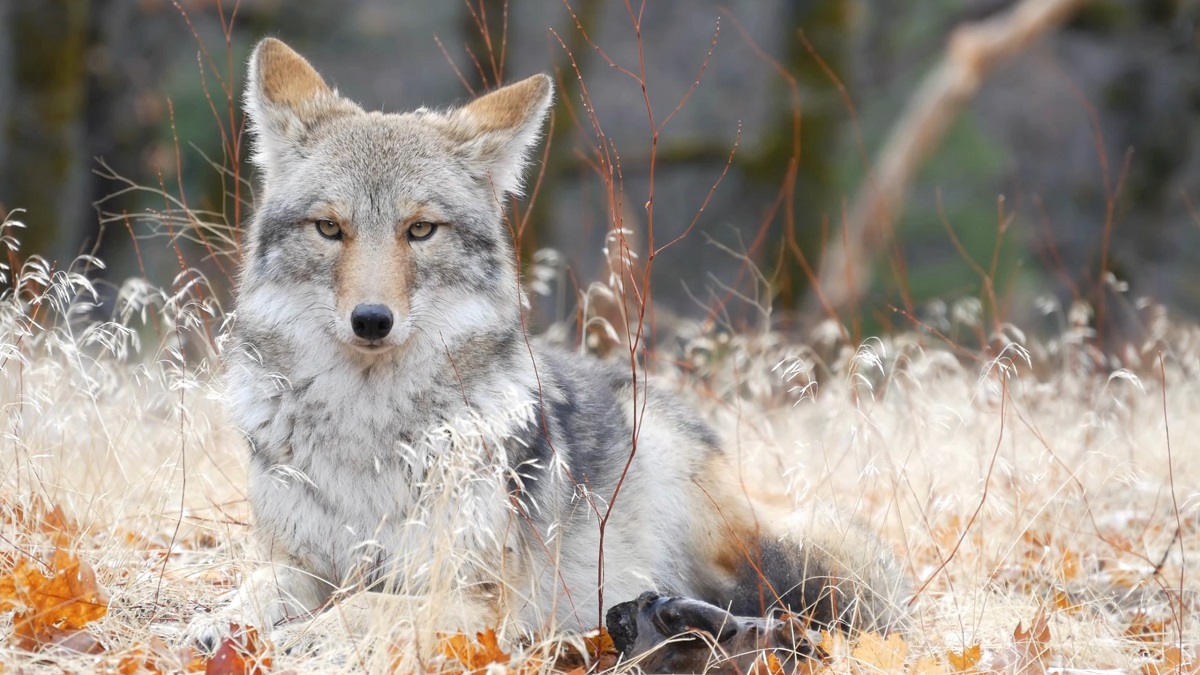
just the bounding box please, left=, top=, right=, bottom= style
left=2, top=195, right=1198, bottom=672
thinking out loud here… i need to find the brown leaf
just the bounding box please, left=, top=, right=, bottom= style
left=1012, top=606, right=1052, bottom=668
left=0, top=540, right=108, bottom=649
left=582, top=627, right=619, bottom=671
left=1140, top=646, right=1200, bottom=675
left=947, top=644, right=982, bottom=673
left=814, top=629, right=847, bottom=659
left=1126, top=610, right=1172, bottom=643
left=851, top=631, right=908, bottom=670
left=439, top=628, right=511, bottom=673
left=978, top=608, right=1054, bottom=675
left=545, top=627, right=618, bottom=673
left=205, top=624, right=271, bottom=675
left=114, top=636, right=185, bottom=675
left=181, top=646, right=209, bottom=673
left=1, top=494, right=79, bottom=536
left=747, top=652, right=787, bottom=675
left=49, top=629, right=105, bottom=654
left=912, top=655, right=950, bottom=675
left=116, top=649, right=165, bottom=675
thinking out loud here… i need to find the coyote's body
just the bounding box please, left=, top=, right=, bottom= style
left=191, top=38, right=907, bottom=650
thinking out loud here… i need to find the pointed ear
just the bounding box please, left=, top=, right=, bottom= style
left=244, top=38, right=360, bottom=179
left=448, top=74, right=554, bottom=197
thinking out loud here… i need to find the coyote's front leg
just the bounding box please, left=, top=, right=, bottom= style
left=268, top=589, right=505, bottom=656
left=187, top=561, right=331, bottom=653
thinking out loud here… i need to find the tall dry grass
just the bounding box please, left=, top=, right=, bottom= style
left=2, top=194, right=1198, bottom=671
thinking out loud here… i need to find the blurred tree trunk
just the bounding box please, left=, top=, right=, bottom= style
left=520, top=0, right=601, bottom=262
left=811, top=0, right=1088, bottom=319
left=754, top=0, right=852, bottom=310
left=2, top=0, right=91, bottom=264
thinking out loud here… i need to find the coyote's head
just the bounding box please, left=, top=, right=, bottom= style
left=237, top=38, right=551, bottom=362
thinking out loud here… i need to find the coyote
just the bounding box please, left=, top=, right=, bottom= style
left=189, top=37, right=908, bottom=657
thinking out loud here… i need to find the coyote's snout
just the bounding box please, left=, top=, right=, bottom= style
left=328, top=229, right=417, bottom=351
left=188, top=37, right=910, bottom=667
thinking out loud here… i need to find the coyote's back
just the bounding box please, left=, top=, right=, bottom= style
left=189, top=37, right=908, bottom=657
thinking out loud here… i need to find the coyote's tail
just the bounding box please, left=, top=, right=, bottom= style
left=722, top=515, right=911, bottom=635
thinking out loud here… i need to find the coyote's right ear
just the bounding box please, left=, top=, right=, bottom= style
left=447, top=74, right=553, bottom=197
left=245, top=38, right=360, bottom=180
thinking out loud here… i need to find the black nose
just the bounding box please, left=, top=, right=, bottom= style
left=350, top=304, right=393, bottom=340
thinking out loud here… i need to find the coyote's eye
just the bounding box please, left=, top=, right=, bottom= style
left=315, top=219, right=342, bottom=240
left=408, top=221, right=437, bottom=241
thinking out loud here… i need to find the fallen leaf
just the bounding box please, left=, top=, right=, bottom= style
left=947, top=644, right=981, bottom=673
left=851, top=631, right=908, bottom=670
left=1012, top=606, right=1052, bottom=670
left=181, top=646, right=209, bottom=673
left=1140, top=646, right=1200, bottom=675
left=815, top=629, right=847, bottom=659
left=545, top=627, right=619, bottom=673
left=977, top=608, right=1055, bottom=675
left=912, top=655, right=950, bottom=675
left=582, top=627, right=618, bottom=670
left=1, top=494, right=79, bottom=537
left=439, top=628, right=511, bottom=673
left=1126, top=610, right=1171, bottom=643
left=0, top=539, right=108, bottom=650
left=205, top=624, right=271, bottom=675
left=113, top=636, right=190, bottom=675
left=763, top=652, right=786, bottom=675
left=116, top=649, right=165, bottom=675
left=49, top=629, right=105, bottom=655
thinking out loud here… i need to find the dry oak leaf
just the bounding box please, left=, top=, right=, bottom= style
left=0, top=541, right=108, bottom=649
left=439, top=628, right=511, bottom=673
left=851, top=631, right=909, bottom=671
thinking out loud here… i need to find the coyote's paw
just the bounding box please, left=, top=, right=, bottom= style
left=270, top=612, right=336, bottom=656
left=185, top=566, right=327, bottom=654
left=186, top=610, right=284, bottom=662
left=185, top=610, right=239, bottom=656
left=606, top=591, right=821, bottom=674
left=184, top=593, right=282, bottom=655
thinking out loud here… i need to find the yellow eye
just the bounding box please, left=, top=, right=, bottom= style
left=408, top=221, right=437, bottom=241
left=315, top=219, right=342, bottom=240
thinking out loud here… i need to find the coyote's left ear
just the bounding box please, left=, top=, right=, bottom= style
left=448, top=74, right=554, bottom=197
left=245, top=38, right=361, bottom=182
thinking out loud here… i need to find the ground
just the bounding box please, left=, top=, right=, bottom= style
left=2, top=272, right=1198, bottom=673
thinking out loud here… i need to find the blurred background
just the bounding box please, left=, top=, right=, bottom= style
left=0, top=0, right=1197, bottom=343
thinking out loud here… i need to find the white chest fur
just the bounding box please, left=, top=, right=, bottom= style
left=227, top=344, right=539, bottom=592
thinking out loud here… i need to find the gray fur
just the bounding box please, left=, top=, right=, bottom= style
left=188, top=38, right=908, bottom=651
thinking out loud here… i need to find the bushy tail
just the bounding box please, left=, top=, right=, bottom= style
left=722, top=515, right=910, bottom=635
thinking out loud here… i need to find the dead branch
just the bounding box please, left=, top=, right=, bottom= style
left=811, top=0, right=1090, bottom=315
